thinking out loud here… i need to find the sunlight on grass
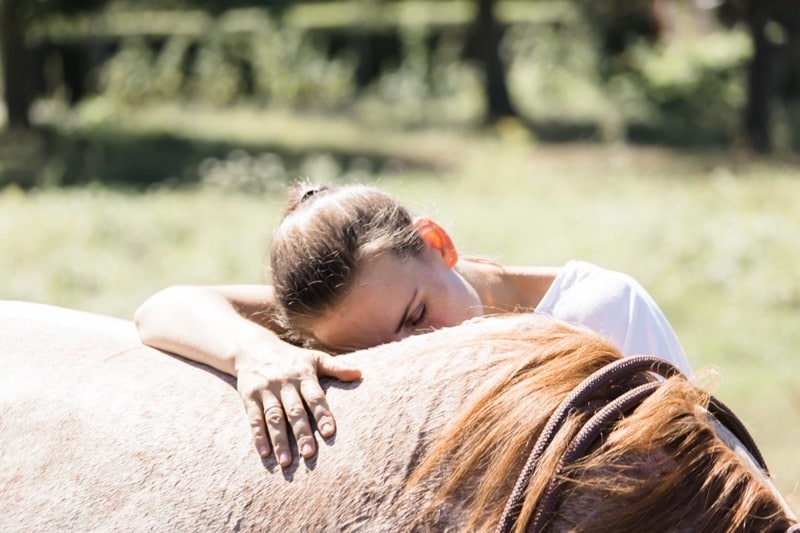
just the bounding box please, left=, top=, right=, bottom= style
left=1, top=186, right=281, bottom=318
left=69, top=99, right=470, bottom=171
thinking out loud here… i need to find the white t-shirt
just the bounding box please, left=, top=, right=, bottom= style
left=535, top=260, right=692, bottom=376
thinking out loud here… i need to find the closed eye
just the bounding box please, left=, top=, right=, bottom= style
left=409, top=303, right=427, bottom=328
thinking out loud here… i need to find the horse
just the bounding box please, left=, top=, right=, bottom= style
left=0, top=300, right=796, bottom=531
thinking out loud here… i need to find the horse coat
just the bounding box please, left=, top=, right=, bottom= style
left=0, top=301, right=536, bottom=530
left=0, top=301, right=795, bottom=531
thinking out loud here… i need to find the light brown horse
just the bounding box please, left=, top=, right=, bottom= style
left=0, top=301, right=796, bottom=531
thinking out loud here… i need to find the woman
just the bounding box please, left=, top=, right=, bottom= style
left=135, top=182, right=691, bottom=467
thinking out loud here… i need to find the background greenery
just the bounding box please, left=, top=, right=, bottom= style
left=1, top=0, right=799, bottom=516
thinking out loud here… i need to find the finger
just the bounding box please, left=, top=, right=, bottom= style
left=280, top=386, right=316, bottom=459
left=299, top=378, right=336, bottom=438
left=242, top=396, right=271, bottom=459
left=316, top=353, right=362, bottom=381
left=262, top=396, right=293, bottom=467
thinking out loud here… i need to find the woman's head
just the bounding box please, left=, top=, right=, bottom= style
left=270, top=182, right=482, bottom=350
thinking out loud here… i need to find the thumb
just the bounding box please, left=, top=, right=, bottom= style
left=316, top=353, right=362, bottom=381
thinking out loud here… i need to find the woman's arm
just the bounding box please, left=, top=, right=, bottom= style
left=134, top=285, right=361, bottom=466
left=135, top=284, right=282, bottom=375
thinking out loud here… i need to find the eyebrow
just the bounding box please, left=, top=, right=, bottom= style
left=395, top=288, right=418, bottom=334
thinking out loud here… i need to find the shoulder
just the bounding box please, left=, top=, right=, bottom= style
left=536, top=261, right=643, bottom=312
left=557, top=260, right=639, bottom=287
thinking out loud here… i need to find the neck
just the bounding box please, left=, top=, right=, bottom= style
left=456, top=260, right=513, bottom=315
left=457, top=260, right=559, bottom=315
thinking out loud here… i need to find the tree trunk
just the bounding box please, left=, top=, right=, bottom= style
left=473, top=0, right=516, bottom=123
left=1, top=0, right=33, bottom=129
left=743, top=1, right=775, bottom=153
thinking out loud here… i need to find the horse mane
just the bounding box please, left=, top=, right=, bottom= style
left=400, top=318, right=796, bottom=532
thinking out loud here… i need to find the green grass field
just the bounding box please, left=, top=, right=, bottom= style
left=2, top=120, right=798, bottom=511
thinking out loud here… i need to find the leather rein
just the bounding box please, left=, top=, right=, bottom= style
left=494, top=355, right=777, bottom=533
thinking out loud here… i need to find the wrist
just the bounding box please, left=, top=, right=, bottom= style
left=231, top=327, right=295, bottom=376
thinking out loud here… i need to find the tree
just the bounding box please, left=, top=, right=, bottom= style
left=717, top=0, right=800, bottom=152
left=0, top=0, right=291, bottom=131
left=467, top=0, right=516, bottom=123
left=0, top=0, right=109, bottom=130
left=1, top=1, right=34, bottom=128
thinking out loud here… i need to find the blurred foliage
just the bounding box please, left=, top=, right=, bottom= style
left=97, top=13, right=356, bottom=108
left=2, top=1, right=793, bottom=187
left=573, top=0, right=661, bottom=55
left=82, top=5, right=753, bottom=138
left=0, top=101, right=438, bottom=189
left=613, top=31, right=752, bottom=145
left=10, top=0, right=108, bottom=19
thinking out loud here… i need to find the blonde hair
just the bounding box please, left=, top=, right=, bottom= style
left=269, top=182, right=424, bottom=344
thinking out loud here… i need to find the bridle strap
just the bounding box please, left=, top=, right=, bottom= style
left=707, top=395, right=768, bottom=471
left=529, top=381, right=662, bottom=531
left=496, top=355, right=773, bottom=533
left=495, top=355, right=676, bottom=533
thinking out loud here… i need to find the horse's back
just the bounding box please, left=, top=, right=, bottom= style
left=0, top=301, right=276, bottom=530
left=0, top=301, right=493, bottom=531
left=3, top=302, right=797, bottom=530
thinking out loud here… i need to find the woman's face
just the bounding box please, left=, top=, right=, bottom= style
left=309, top=248, right=484, bottom=352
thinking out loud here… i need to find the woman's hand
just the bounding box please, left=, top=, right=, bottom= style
left=135, top=284, right=361, bottom=466
left=235, top=343, right=362, bottom=467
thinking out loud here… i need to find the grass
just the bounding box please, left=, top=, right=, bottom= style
left=2, top=110, right=799, bottom=512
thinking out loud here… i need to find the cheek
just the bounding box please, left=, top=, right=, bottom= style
left=427, top=310, right=461, bottom=330
left=458, top=288, right=483, bottom=321
left=453, top=271, right=482, bottom=316
left=431, top=272, right=482, bottom=327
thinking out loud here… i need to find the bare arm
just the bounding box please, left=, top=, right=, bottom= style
left=134, top=284, right=283, bottom=376
left=134, top=285, right=361, bottom=466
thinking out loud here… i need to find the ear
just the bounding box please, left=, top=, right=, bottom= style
left=414, top=218, right=458, bottom=268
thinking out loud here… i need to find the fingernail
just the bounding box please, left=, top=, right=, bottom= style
left=300, top=442, right=314, bottom=457
left=278, top=451, right=291, bottom=466
left=258, top=444, right=269, bottom=457
left=320, top=422, right=333, bottom=436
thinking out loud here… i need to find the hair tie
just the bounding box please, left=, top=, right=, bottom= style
left=300, top=187, right=321, bottom=203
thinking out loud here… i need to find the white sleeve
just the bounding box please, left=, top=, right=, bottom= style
left=535, top=260, right=692, bottom=376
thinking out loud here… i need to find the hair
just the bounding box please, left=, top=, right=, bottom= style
left=269, top=182, right=425, bottom=345
left=398, top=319, right=797, bottom=531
